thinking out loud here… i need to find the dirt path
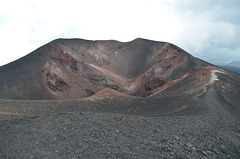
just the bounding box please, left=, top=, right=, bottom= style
left=210, top=70, right=219, bottom=83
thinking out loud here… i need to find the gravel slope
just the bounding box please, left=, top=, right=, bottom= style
left=0, top=111, right=239, bottom=159
left=0, top=86, right=240, bottom=159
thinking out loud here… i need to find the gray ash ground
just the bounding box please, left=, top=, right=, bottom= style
left=0, top=103, right=240, bottom=159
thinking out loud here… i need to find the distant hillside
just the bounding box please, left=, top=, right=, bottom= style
left=225, top=61, right=240, bottom=67
left=213, top=61, right=240, bottom=75
left=220, top=65, right=240, bottom=75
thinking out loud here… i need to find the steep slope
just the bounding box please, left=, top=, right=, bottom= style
left=0, top=38, right=216, bottom=100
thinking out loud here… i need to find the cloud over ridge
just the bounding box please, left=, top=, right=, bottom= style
left=0, top=0, right=239, bottom=65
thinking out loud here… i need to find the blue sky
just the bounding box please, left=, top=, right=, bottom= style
left=0, top=0, right=240, bottom=66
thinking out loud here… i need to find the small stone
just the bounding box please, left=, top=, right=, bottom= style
left=192, top=146, right=197, bottom=151
left=175, top=136, right=179, bottom=140
left=221, top=145, right=227, bottom=153
left=213, top=149, right=220, bottom=154
left=221, top=145, right=226, bottom=150
left=202, top=151, right=207, bottom=156
left=186, top=143, right=193, bottom=148
left=206, top=151, right=215, bottom=156
left=116, top=129, right=119, bottom=133
left=166, top=147, right=172, bottom=152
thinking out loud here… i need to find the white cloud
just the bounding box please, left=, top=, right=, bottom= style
left=0, top=0, right=240, bottom=66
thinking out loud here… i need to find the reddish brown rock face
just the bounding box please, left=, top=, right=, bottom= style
left=0, top=38, right=216, bottom=100
left=144, top=77, right=165, bottom=91
left=45, top=69, right=70, bottom=92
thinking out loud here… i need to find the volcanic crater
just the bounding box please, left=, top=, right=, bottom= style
left=0, top=38, right=217, bottom=100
